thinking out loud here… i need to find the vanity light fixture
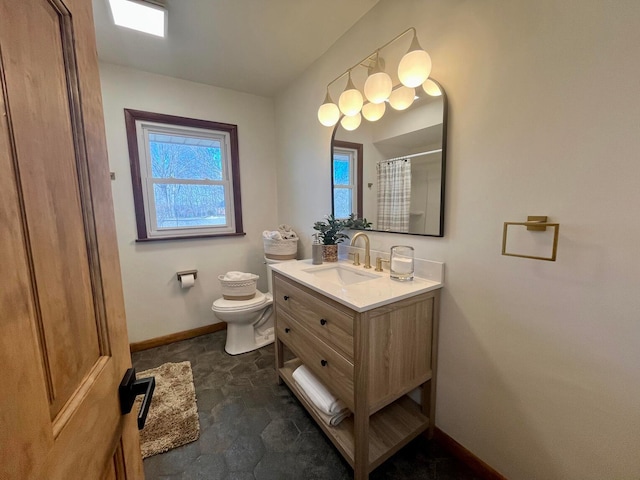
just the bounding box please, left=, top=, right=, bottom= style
left=317, top=27, right=433, bottom=129
left=108, top=0, right=167, bottom=37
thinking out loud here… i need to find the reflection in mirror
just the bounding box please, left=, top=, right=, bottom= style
left=331, top=80, right=447, bottom=236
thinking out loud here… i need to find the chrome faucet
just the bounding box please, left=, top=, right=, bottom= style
left=349, top=232, right=371, bottom=269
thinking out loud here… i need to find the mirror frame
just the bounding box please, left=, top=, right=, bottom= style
left=330, top=79, right=448, bottom=237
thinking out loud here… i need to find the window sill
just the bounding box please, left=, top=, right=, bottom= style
left=135, top=232, right=246, bottom=242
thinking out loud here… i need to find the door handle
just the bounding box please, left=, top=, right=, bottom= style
left=119, top=368, right=155, bottom=430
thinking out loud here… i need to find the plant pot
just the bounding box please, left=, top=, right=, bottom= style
left=322, top=245, right=338, bottom=262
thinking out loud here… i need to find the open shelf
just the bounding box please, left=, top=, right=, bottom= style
left=279, top=358, right=430, bottom=473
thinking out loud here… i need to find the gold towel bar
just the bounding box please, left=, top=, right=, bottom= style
left=502, top=216, right=560, bottom=261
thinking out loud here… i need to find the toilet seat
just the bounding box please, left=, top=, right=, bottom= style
left=212, top=291, right=272, bottom=312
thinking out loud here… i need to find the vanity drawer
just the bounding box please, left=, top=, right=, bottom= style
left=274, top=274, right=355, bottom=359
left=276, top=310, right=354, bottom=410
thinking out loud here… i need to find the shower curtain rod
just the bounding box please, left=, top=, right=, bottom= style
left=384, top=148, right=442, bottom=162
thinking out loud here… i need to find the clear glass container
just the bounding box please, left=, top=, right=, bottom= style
left=390, top=245, right=414, bottom=281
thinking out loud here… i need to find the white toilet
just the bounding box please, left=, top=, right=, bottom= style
left=212, top=258, right=292, bottom=355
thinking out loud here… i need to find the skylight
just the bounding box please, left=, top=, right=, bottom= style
left=108, top=0, right=167, bottom=37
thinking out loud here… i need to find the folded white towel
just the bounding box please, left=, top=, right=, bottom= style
left=262, top=230, right=282, bottom=240
left=295, top=381, right=351, bottom=427
left=292, top=365, right=346, bottom=415
left=223, top=271, right=257, bottom=281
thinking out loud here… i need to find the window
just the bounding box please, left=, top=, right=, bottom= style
left=124, top=110, right=243, bottom=240
left=332, top=140, right=362, bottom=219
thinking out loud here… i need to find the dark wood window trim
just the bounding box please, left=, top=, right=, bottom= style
left=331, top=139, right=363, bottom=219
left=124, top=109, right=244, bottom=241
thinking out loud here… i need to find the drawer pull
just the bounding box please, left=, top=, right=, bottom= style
left=283, top=295, right=289, bottom=301
left=320, top=359, right=328, bottom=367
left=284, top=328, right=290, bottom=333
left=320, top=318, right=327, bottom=326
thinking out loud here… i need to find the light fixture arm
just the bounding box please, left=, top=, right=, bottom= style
left=324, top=27, right=417, bottom=92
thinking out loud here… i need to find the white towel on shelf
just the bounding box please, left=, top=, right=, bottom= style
left=295, top=381, right=351, bottom=427
left=291, top=364, right=346, bottom=415
left=223, top=271, right=256, bottom=281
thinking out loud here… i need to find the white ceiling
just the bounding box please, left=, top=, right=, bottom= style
left=92, top=0, right=380, bottom=97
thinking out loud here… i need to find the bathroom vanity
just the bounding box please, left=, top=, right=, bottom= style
left=271, top=260, right=443, bottom=480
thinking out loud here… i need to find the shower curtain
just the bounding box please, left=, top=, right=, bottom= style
left=376, top=158, right=411, bottom=232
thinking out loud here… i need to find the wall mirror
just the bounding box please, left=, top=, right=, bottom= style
left=331, top=80, right=447, bottom=236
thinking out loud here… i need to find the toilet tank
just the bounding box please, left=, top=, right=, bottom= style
left=264, top=257, right=297, bottom=293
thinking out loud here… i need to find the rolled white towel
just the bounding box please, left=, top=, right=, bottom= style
left=278, top=224, right=298, bottom=239
left=292, top=365, right=346, bottom=415
left=223, top=271, right=257, bottom=281
left=295, top=381, right=351, bottom=427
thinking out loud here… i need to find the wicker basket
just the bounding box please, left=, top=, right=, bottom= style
left=263, top=237, right=298, bottom=260
left=218, top=274, right=259, bottom=300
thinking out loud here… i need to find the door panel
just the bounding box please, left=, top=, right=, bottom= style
left=0, top=0, right=143, bottom=478
left=0, top=56, right=53, bottom=480
left=2, top=0, right=102, bottom=419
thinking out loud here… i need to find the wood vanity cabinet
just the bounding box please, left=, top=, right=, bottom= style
left=273, top=272, right=441, bottom=480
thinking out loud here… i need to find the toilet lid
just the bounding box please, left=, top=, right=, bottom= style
left=212, top=290, right=270, bottom=312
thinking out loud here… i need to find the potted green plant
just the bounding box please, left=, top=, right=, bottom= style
left=312, top=214, right=371, bottom=262
left=313, top=214, right=347, bottom=262
left=343, top=213, right=372, bottom=231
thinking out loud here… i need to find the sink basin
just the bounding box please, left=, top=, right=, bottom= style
left=302, top=265, right=379, bottom=286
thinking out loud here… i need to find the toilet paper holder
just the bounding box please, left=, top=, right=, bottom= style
left=176, top=270, right=198, bottom=282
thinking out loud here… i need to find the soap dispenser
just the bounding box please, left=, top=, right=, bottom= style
left=312, top=234, right=323, bottom=265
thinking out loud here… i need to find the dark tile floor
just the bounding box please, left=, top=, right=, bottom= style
left=132, top=331, right=479, bottom=480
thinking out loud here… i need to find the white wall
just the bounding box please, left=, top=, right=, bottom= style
left=274, top=1, right=640, bottom=479
left=100, top=63, right=279, bottom=343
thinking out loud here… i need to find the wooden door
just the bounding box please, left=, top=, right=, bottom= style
left=0, top=0, right=144, bottom=478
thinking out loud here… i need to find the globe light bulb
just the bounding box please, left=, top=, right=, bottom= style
left=398, top=34, right=432, bottom=88
left=388, top=86, right=415, bottom=111
left=364, top=53, right=392, bottom=104
left=362, top=102, right=385, bottom=122
left=422, top=79, right=442, bottom=96
left=340, top=113, right=362, bottom=131
left=338, top=72, right=363, bottom=116
left=317, top=91, right=340, bottom=126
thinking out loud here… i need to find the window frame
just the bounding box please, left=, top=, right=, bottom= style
left=331, top=140, right=363, bottom=219
left=124, top=109, right=244, bottom=241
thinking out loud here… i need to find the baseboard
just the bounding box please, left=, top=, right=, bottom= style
left=434, top=428, right=507, bottom=480
left=130, top=322, right=227, bottom=353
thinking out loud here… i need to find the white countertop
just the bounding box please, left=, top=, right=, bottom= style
left=269, top=259, right=443, bottom=313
